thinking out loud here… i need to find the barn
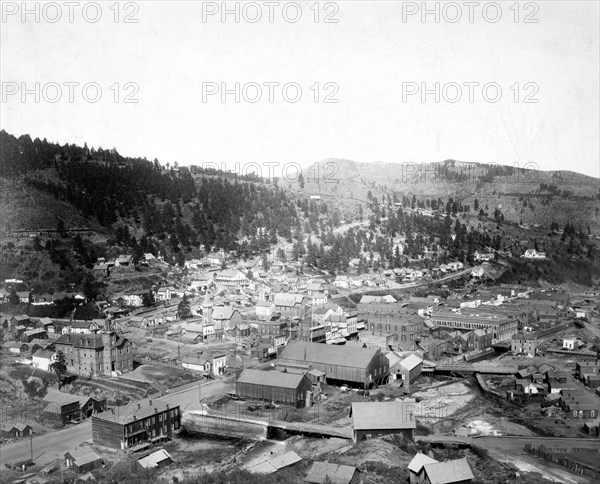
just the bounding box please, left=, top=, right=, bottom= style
left=349, top=401, right=416, bottom=444
left=236, top=369, right=312, bottom=405
left=278, top=341, right=389, bottom=388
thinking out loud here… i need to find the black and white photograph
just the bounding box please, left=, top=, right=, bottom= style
left=0, top=1, right=599, bottom=483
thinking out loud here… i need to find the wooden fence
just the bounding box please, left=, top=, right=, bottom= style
left=524, top=444, right=600, bottom=480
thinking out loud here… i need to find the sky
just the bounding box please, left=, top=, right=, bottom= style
left=1, top=1, right=599, bottom=178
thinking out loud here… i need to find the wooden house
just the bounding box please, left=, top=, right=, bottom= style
left=304, top=461, right=360, bottom=484
left=65, top=448, right=103, bottom=473
left=92, top=399, right=181, bottom=450
left=422, top=458, right=474, bottom=484
left=0, top=422, right=33, bottom=439
left=42, top=391, right=81, bottom=426
left=349, top=401, right=416, bottom=445
left=408, top=452, right=438, bottom=484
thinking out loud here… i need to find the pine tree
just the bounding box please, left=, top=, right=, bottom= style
left=177, top=294, right=192, bottom=319
left=50, top=350, right=67, bottom=389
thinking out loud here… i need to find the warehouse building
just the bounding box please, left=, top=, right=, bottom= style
left=236, top=369, right=312, bottom=405
left=279, top=341, right=389, bottom=388
left=349, top=401, right=416, bottom=444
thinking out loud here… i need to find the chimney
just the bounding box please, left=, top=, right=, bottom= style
left=166, top=404, right=169, bottom=409
left=137, top=403, right=141, bottom=410
left=149, top=399, right=152, bottom=405
left=154, top=408, right=158, bottom=413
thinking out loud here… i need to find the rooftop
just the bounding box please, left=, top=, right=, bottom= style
left=305, top=461, right=358, bottom=484
left=94, top=398, right=177, bottom=424
left=350, top=401, right=416, bottom=431
left=423, top=458, right=474, bottom=484
left=280, top=341, right=381, bottom=370
left=237, top=369, right=306, bottom=389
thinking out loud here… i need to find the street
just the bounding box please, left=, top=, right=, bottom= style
left=0, top=378, right=233, bottom=468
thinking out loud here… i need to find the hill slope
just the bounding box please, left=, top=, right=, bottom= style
left=294, top=158, right=599, bottom=234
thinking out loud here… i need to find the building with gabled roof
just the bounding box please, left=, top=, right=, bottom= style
left=349, top=401, right=416, bottom=444
left=279, top=341, right=389, bottom=387
left=305, top=461, right=360, bottom=484
left=0, top=422, right=33, bottom=439
left=422, top=458, right=474, bottom=484
left=273, top=293, right=307, bottom=319
left=65, top=448, right=103, bottom=473
left=137, top=449, right=173, bottom=470
left=408, top=452, right=438, bottom=484
left=236, top=369, right=312, bottom=405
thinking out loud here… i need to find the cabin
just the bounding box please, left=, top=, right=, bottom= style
left=399, top=354, right=423, bottom=386
left=137, top=449, right=173, bottom=470
left=65, top=449, right=103, bottom=473
left=408, top=452, right=438, bottom=484
left=422, top=458, right=474, bottom=484
left=304, top=461, right=360, bottom=484
left=42, top=391, right=82, bottom=426
left=0, top=423, right=33, bottom=440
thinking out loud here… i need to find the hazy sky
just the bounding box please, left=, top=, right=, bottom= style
left=1, top=1, right=599, bottom=177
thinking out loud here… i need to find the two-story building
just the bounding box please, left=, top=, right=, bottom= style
left=92, top=399, right=181, bottom=449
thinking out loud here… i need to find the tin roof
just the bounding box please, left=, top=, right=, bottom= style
left=350, top=401, right=416, bottom=431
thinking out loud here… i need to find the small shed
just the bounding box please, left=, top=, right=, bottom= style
left=137, top=449, right=173, bottom=470
left=0, top=422, right=33, bottom=439
left=305, top=461, right=360, bottom=484
left=422, top=458, right=474, bottom=484
left=408, top=452, right=438, bottom=484
left=246, top=450, right=302, bottom=475
left=399, top=354, right=423, bottom=385
left=65, top=448, right=103, bottom=473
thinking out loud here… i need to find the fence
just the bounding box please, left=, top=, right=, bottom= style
left=524, top=444, right=600, bottom=480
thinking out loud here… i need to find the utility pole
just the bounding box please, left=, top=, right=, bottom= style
left=29, top=432, right=33, bottom=461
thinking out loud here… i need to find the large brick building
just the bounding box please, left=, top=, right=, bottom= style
left=54, top=330, right=133, bottom=376
left=357, top=297, right=422, bottom=350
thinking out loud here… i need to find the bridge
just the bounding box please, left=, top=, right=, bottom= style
left=183, top=410, right=352, bottom=441
left=422, top=363, right=517, bottom=375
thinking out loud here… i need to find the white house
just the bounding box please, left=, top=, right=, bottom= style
left=32, top=349, right=56, bottom=372
left=333, top=275, right=350, bottom=289
left=446, top=261, right=464, bottom=271
left=256, top=300, right=276, bottom=320
left=474, top=251, right=494, bottom=262
left=214, top=269, right=249, bottom=287
left=523, top=249, right=546, bottom=260
left=122, top=290, right=147, bottom=307
left=563, top=339, right=582, bottom=350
